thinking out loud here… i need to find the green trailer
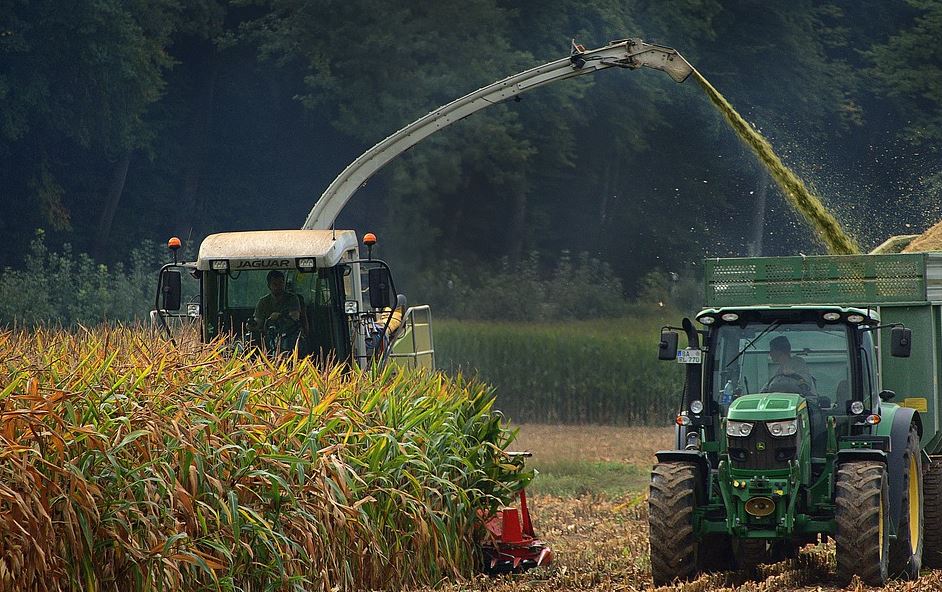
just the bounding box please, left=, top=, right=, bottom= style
left=649, top=252, right=942, bottom=585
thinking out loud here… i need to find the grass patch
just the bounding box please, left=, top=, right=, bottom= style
left=527, top=460, right=650, bottom=498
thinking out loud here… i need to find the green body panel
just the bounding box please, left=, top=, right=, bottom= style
left=877, top=305, right=941, bottom=451
left=704, top=253, right=928, bottom=307
left=727, top=393, right=806, bottom=422
left=875, top=402, right=902, bottom=438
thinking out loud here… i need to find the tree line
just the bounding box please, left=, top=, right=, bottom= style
left=1, top=0, right=940, bottom=315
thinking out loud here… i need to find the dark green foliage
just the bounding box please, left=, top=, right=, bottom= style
left=868, top=0, right=942, bottom=143
left=1, top=0, right=940, bottom=300
left=419, top=251, right=630, bottom=321
left=0, top=230, right=170, bottom=326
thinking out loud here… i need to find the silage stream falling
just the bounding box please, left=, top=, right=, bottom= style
left=691, top=69, right=861, bottom=255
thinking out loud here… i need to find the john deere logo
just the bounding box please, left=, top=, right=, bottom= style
left=756, top=441, right=767, bottom=451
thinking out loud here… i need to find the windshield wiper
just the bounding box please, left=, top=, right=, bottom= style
left=725, top=321, right=782, bottom=368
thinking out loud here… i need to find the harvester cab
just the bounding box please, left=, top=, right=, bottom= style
left=649, top=253, right=941, bottom=587
left=152, top=230, right=433, bottom=370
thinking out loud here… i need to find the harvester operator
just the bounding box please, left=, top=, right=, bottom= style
left=254, top=270, right=306, bottom=337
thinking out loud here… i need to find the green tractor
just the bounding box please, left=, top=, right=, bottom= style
left=650, top=252, right=942, bottom=585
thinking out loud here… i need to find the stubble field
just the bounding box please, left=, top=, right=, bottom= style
left=428, top=425, right=942, bottom=592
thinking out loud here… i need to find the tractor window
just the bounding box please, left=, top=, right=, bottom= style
left=221, top=270, right=329, bottom=310
left=712, top=322, right=851, bottom=415
left=206, top=268, right=349, bottom=361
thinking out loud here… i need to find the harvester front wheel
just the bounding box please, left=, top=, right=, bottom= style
left=923, top=455, right=942, bottom=567
left=889, top=427, right=923, bottom=579
left=835, top=461, right=889, bottom=586
left=649, top=462, right=700, bottom=585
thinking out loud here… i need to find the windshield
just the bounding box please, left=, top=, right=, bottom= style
left=204, top=267, right=350, bottom=360
left=710, top=322, right=852, bottom=415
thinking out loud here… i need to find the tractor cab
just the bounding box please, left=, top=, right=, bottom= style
left=153, top=230, right=434, bottom=369
left=660, top=306, right=911, bottom=471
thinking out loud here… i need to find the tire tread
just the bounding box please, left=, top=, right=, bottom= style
left=834, top=461, right=888, bottom=586
left=649, top=462, right=699, bottom=585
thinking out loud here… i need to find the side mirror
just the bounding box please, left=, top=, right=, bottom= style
left=368, top=267, right=392, bottom=309
left=161, top=269, right=182, bottom=311
left=891, top=326, right=912, bottom=358
left=658, top=330, right=679, bottom=361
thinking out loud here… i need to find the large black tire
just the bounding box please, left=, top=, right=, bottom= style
left=890, top=427, right=923, bottom=579
left=923, top=456, right=942, bottom=568
left=835, top=461, right=889, bottom=586
left=649, top=462, right=700, bottom=585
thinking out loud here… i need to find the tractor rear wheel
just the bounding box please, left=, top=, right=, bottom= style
left=923, top=455, right=942, bottom=568
left=889, top=427, right=923, bottom=579
left=835, top=461, right=889, bottom=586
left=649, top=462, right=700, bottom=585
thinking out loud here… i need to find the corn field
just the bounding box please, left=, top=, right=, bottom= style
left=0, top=327, right=527, bottom=591
left=435, top=319, right=683, bottom=425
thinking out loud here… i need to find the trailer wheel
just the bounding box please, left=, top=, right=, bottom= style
left=923, top=456, right=942, bottom=568
left=649, top=462, right=700, bottom=585
left=889, top=427, right=923, bottom=579
left=835, top=461, right=889, bottom=586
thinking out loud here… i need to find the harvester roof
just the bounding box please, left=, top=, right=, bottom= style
left=196, top=229, right=358, bottom=271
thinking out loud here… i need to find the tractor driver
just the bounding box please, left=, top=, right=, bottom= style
left=763, top=335, right=817, bottom=396
left=254, top=270, right=305, bottom=336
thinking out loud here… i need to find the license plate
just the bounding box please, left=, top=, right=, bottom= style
left=676, top=348, right=702, bottom=364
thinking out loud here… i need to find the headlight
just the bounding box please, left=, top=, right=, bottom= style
left=767, top=419, right=798, bottom=437
left=727, top=420, right=754, bottom=437
left=850, top=401, right=865, bottom=415
left=699, top=315, right=716, bottom=325
left=690, top=400, right=704, bottom=414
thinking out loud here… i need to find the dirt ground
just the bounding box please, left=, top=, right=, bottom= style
left=507, top=424, right=675, bottom=467
left=435, top=424, right=942, bottom=592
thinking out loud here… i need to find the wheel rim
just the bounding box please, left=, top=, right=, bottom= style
left=909, top=453, right=920, bottom=554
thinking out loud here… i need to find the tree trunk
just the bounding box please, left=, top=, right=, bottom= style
left=508, top=186, right=528, bottom=263
left=93, top=150, right=132, bottom=261
left=750, top=167, right=769, bottom=256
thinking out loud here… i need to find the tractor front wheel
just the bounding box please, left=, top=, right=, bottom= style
left=835, top=461, right=889, bottom=586
left=649, top=462, right=700, bottom=585
left=889, top=427, right=923, bottom=579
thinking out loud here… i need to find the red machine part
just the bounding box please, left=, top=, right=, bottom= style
left=481, top=488, right=554, bottom=573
